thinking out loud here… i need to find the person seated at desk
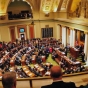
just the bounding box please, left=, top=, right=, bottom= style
left=52, top=51, right=58, bottom=60
left=59, top=44, right=64, bottom=52
left=4, top=64, right=10, bottom=72
left=75, top=45, right=79, bottom=49
left=25, top=57, right=31, bottom=65
left=36, top=56, right=42, bottom=64
left=41, top=65, right=85, bottom=88
left=15, top=56, right=21, bottom=66
left=40, top=63, right=47, bottom=71
left=17, top=68, right=28, bottom=78
left=33, top=67, right=42, bottom=77
left=64, top=67, right=71, bottom=74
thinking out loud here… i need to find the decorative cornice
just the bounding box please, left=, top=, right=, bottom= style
left=0, top=18, right=88, bottom=32
left=84, top=32, right=88, bottom=34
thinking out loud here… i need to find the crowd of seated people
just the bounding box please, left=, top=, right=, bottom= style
left=51, top=50, right=87, bottom=74
left=0, top=39, right=53, bottom=77
left=0, top=38, right=87, bottom=78
left=16, top=68, right=29, bottom=78
left=63, top=65, right=86, bottom=74
left=60, top=50, right=86, bottom=73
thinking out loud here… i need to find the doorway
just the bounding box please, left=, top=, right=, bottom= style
left=19, top=33, right=26, bottom=40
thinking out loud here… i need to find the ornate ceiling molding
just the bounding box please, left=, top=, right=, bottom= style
left=60, top=0, right=69, bottom=11
left=40, top=0, right=60, bottom=13
left=0, top=0, right=10, bottom=16
left=70, top=0, right=81, bottom=13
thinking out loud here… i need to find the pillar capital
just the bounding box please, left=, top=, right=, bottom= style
left=61, top=25, right=66, bottom=28
left=84, top=31, right=88, bottom=34
left=69, top=27, right=74, bottom=30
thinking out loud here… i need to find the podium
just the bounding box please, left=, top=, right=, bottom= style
left=69, top=47, right=79, bottom=59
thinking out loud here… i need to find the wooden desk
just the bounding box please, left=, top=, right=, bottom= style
left=56, top=49, right=65, bottom=61
left=69, top=47, right=79, bottom=59
left=21, top=54, right=26, bottom=66
left=41, top=56, right=46, bottom=62
left=22, top=66, right=36, bottom=77
left=62, top=56, right=73, bottom=67
left=56, top=49, right=81, bottom=68
left=32, top=55, right=36, bottom=64
left=10, top=56, right=15, bottom=66
left=62, top=56, right=81, bottom=67
left=34, top=64, right=45, bottom=75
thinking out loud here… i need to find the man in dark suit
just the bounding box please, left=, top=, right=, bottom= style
left=41, top=65, right=84, bottom=88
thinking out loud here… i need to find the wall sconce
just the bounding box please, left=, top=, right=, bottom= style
left=0, top=16, right=5, bottom=20
left=45, top=13, right=49, bottom=17
left=31, top=20, right=34, bottom=25
left=0, top=13, right=6, bottom=20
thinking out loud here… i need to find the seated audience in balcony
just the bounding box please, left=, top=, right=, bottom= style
left=41, top=65, right=85, bottom=88
left=8, top=12, right=33, bottom=20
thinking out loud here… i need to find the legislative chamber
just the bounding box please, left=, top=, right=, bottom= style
left=0, top=0, right=88, bottom=88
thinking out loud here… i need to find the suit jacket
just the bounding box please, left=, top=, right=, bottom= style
left=84, top=84, right=88, bottom=88
left=41, top=81, right=77, bottom=88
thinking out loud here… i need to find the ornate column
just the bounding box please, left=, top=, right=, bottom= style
left=70, top=29, right=73, bottom=47
left=72, top=29, right=75, bottom=47
left=62, top=26, right=66, bottom=47
left=69, top=28, right=75, bottom=47
left=34, top=24, right=36, bottom=38
left=66, top=27, right=70, bottom=44
left=87, top=44, right=88, bottom=64
left=15, top=26, right=18, bottom=39
left=27, top=25, right=29, bottom=39
left=84, top=32, right=88, bottom=62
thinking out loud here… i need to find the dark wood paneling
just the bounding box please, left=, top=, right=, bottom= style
left=9, top=26, right=16, bottom=42
left=29, top=25, right=34, bottom=39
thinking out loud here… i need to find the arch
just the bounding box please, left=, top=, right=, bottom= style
left=6, top=0, right=34, bottom=14
left=0, top=0, right=10, bottom=15
left=24, top=0, right=35, bottom=12
left=6, top=0, right=12, bottom=12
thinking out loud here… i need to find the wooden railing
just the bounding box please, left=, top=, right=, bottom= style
left=0, top=71, right=88, bottom=88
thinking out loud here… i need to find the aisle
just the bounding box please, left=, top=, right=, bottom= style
left=46, top=54, right=58, bottom=65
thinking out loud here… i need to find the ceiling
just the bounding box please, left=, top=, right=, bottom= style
left=0, top=0, right=84, bottom=18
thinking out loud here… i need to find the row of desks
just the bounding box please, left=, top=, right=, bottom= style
left=56, top=49, right=81, bottom=68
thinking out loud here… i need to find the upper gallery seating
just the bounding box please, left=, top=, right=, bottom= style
left=8, top=11, right=33, bottom=20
